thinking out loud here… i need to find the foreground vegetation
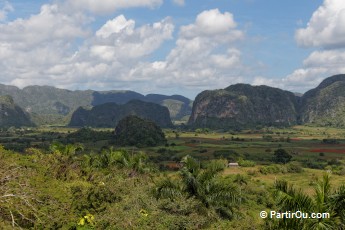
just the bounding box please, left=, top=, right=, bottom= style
left=0, top=125, right=345, bottom=229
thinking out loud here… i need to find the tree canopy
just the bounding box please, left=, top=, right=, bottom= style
left=273, top=148, right=292, bottom=164
left=114, top=115, right=167, bottom=147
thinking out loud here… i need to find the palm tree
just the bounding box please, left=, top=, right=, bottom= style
left=330, top=185, right=345, bottom=229
left=50, top=142, right=84, bottom=158
left=154, top=155, right=239, bottom=219
left=266, top=173, right=344, bottom=229
left=234, top=174, right=248, bottom=205
left=49, top=142, right=84, bottom=179
left=94, top=148, right=152, bottom=176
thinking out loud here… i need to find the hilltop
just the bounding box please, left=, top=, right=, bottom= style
left=0, top=95, right=34, bottom=127
left=188, top=74, right=345, bottom=129
left=69, top=100, right=173, bottom=128
left=0, top=84, right=192, bottom=125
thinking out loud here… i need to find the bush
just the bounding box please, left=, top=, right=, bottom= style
left=273, top=148, right=292, bottom=164
left=259, top=165, right=282, bottom=174
left=238, top=159, right=256, bottom=167
left=213, top=150, right=240, bottom=160
left=334, top=166, right=345, bottom=176
left=286, top=162, right=303, bottom=173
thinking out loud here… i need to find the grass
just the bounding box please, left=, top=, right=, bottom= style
left=0, top=125, right=344, bottom=229
left=224, top=166, right=345, bottom=194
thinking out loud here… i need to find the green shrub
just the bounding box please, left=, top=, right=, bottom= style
left=259, top=165, right=282, bottom=174
left=286, top=161, right=303, bottom=173
left=238, top=158, right=256, bottom=167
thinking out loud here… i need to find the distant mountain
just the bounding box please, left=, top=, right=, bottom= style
left=0, top=84, right=192, bottom=125
left=300, top=74, right=345, bottom=127
left=188, top=84, right=300, bottom=129
left=69, top=100, right=173, bottom=128
left=0, top=95, right=34, bottom=127
left=144, top=94, right=192, bottom=120
left=92, top=92, right=192, bottom=121
left=2, top=74, right=345, bottom=129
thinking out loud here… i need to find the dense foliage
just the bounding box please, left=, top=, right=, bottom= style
left=0, top=124, right=345, bottom=229
left=0, top=140, right=344, bottom=229
left=154, top=156, right=240, bottom=219
left=114, top=116, right=167, bottom=147
left=273, top=148, right=292, bottom=164
left=266, top=173, right=345, bottom=229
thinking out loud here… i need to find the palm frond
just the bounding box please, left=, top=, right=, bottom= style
left=314, top=173, right=332, bottom=211
left=274, top=180, right=314, bottom=212
left=153, top=178, right=182, bottom=201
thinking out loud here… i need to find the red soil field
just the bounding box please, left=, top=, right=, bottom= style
left=310, top=149, right=345, bottom=153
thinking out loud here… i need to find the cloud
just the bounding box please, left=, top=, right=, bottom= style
left=0, top=3, right=248, bottom=97
left=126, top=9, right=247, bottom=94
left=295, top=0, right=345, bottom=49
left=180, top=9, right=238, bottom=38
left=267, top=0, right=345, bottom=94
left=0, top=3, right=92, bottom=86
left=65, top=0, right=163, bottom=14
left=1, top=12, right=174, bottom=89
left=0, top=1, right=13, bottom=21
left=172, top=0, right=185, bottom=6
left=0, top=4, right=89, bottom=47
left=253, top=49, right=345, bottom=93
left=95, top=15, right=135, bottom=39
left=90, top=15, right=174, bottom=61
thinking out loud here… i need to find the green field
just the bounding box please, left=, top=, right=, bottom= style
left=0, top=125, right=344, bottom=229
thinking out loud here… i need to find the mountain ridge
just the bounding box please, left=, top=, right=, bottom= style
left=69, top=99, right=174, bottom=128
left=0, top=84, right=192, bottom=125
left=1, top=74, right=345, bottom=128
left=188, top=74, right=345, bottom=129
left=0, top=95, right=34, bottom=127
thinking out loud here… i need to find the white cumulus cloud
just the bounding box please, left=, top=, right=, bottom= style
left=270, top=0, right=345, bottom=94
left=65, top=0, right=163, bottom=14
left=180, top=9, right=238, bottom=38
left=96, top=15, right=135, bottom=38
left=0, top=1, right=174, bottom=90
left=0, top=2, right=250, bottom=97
left=127, top=9, right=247, bottom=95
left=295, top=0, right=345, bottom=48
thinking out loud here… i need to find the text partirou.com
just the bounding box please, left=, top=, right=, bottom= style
left=260, top=210, right=330, bottom=219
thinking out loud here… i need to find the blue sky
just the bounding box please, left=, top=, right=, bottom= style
left=0, top=0, right=344, bottom=98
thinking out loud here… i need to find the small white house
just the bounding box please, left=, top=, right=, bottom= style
left=228, top=162, right=239, bottom=167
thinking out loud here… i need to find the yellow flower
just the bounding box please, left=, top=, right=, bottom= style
left=84, top=214, right=95, bottom=223
left=139, top=209, right=148, bottom=217
left=78, top=218, right=85, bottom=226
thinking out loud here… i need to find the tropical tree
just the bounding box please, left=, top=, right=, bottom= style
left=49, top=142, right=84, bottom=180
left=154, top=155, right=239, bottom=219
left=266, top=173, right=345, bottom=229
left=50, top=142, right=84, bottom=158
left=91, top=148, right=153, bottom=176
left=273, top=148, right=292, bottom=164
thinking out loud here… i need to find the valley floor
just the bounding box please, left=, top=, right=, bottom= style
left=0, top=125, right=344, bottom=229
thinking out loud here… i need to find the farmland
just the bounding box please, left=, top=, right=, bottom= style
left=0, top=125, right=344, bottom=229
